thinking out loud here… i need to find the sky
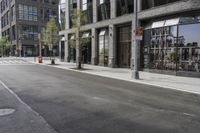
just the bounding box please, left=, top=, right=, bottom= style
left=179, top=24, right=200, bottom=46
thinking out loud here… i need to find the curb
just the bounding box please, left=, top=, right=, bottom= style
left=34, top=62, right=200, bottom=95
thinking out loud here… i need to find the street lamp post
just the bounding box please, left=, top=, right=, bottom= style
left=132, top=0, right=139, bottom=79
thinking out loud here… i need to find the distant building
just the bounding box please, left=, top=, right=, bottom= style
left=0, top=0, right=59, bottom=57
left=59, top=0, right=200, bottom=78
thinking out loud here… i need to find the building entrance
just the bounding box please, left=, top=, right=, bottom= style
left=117, top=25, right=132, bottom=68
left=119, top=42, right=131, bottom=68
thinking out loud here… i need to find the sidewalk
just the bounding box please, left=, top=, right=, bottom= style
left=0, top=80, right=57, bottom=133
left=26, top=57, right=200, bottom=95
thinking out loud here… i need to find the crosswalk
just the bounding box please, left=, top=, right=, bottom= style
left=0, top=58, right=33, bottom=65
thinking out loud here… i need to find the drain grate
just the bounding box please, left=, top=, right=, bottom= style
left=0, top=108, right=15, bottom=116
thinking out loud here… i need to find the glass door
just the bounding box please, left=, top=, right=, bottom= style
left=98, top=29, right=109, bottom=66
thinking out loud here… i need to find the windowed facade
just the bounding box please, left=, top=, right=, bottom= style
left=0, top=0, right=59, bottom=57
left=1, top=0, right=9, bottom=13
left=142, top=0, right=181, bottom=10
left=20, top=25, right=38, bottom=41
left=143, top=16, right=200, bottom=75
left=62, top=0, right=200, bottom=78
left=1, top=10, right=9, bottom=28
left=18, top=4, right=38, bottom=21
left=117, top=0, right=133, bottom=16
left=44, top=8, right=57, bottom=21
left=97, top=0, right=110, bottom=21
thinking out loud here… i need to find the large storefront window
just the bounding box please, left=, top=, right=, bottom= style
left=98, top=29, right=109, bottom=66
left=149, top=26, right=178, bottom=70
left=117, top=0, right=133, bottom=16
left=81, top=32, right=91, bottom=64
left=143, top=17, right=200, bottom=76
left=178, top=24, right=200, bottom=72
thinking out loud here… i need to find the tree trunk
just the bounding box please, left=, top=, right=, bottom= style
left=77, top=46, right=82, bottom=69
left=2, top=46, right=4, bottom=57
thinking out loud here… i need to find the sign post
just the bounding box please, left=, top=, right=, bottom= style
left=135, top=27, right=144, bottom=40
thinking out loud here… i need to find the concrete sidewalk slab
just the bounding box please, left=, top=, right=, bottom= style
left=23, top=57, right=200, bottom=95
left=0, top=80, right=57, bottom=133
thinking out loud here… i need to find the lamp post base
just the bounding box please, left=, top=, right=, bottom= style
left=132, top=71, right=139, bottom=79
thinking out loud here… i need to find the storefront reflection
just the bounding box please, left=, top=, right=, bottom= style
left=143, top=17, right=200, bottom=74
left=178, top=24, right=200, bottom=72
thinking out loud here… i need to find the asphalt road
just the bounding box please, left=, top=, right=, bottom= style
left=0, top=59, right=200, bottom=133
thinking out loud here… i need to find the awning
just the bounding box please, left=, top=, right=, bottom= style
left=82, top=32, right=90, bottom=38
left=99, top=30, right=106, bottom=36
left=151, top=18, right=180, bottom=28
left=70, top=35, right=75, bottom=40
left=100, top=0, right=104, bottom=4
left=164, top=18, right=180, bottom=26
left=61, top=37, right=65, bottom=41
left=152, top=21, right=165, bottom=28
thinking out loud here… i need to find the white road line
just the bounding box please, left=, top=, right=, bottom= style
left=0, top=59, right=33, bottom=65
left=0, top=79, right=57, bottom=133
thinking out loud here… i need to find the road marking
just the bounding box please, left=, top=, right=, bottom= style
left=0, top=59, right=34, bottom=65
left=0, top=108, right=15, bottom=117
left=0, top=79, right=58, bottom=133
left=183, top=112, right=195, bottom=117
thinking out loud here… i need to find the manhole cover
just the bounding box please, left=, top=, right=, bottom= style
left=0, top=108, right=15, bottom=116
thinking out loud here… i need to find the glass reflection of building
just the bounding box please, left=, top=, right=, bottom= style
left=69, top=0, right=77, bottom=28
left=97, top=0, right=110, bottom=21
left=82, top=0, right=93, bottom=24
left=143, top=16, right=200, bottom=74
left=98, top=29, right=109, bottom=66
left=59, top=0, right=66, bottom=30
left=117, top=0, right=133, bottom=16
left=142, top=0, right=181, bottom=10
